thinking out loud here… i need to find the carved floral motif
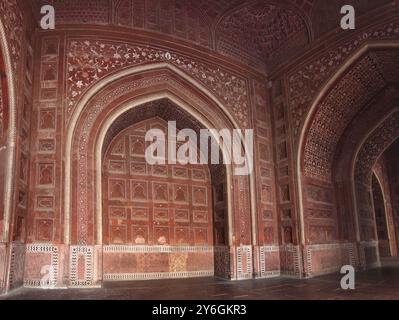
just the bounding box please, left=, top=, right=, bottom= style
left=0, top=0, right=23, bottom=75
left=67, top=40, right=250, bottom=127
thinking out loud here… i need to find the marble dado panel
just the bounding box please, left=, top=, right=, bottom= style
left=359, top=241, right=381, bottom=268
left=20, top=242, right=385, bottom=288
left=103, top=245, right=214, bottom=281
left=304, top=243, right=357, bottom=277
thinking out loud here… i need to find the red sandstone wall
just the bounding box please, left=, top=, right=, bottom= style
left=101, top=118, right=215, bottom=278
left=372, top=174, right=390, bottom=258
left=270, top=9, right=399, bottom=277
left=268, top=78, right=302, bottom=276
left=1, top=0, right=398, bottom=293
left=386, top=146, right=399, bottom=256
left=20, top=23, right=278, bottom=286
left=0, top=0, right=36, bottom=293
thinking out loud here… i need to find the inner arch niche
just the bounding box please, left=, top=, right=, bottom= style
left=101, top=99, right=228, bottom=281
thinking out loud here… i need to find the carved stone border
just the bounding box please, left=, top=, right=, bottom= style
left=104, top=271, right=214, bottom=281
left=24, top=244, right=59, bottom=288
left=69, top=246, right=95, bottom=287
left=258, top=245, right=280, bottom=278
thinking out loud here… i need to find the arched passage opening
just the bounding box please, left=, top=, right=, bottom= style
left=100, top=99, right=228, bottom=281
left=297, top=44, right=399, bottom=276
left=352, top=111, right=399, bottom=266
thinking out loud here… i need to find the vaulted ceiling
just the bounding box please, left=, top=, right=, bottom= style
left=30, top=0, right=393, bottom=72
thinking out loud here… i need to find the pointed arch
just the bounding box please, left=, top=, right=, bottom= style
left=296, top=42, right=399, bottom=246
left=64, top=63, right=256, bottom=246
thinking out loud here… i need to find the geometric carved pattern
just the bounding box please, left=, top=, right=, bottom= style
left=236, top=245, right=253, bottom=279
left=35, top=219, right=54, bottom=242
left=9, top=243, right=25, bottom=289
left=279, top=244, right=301, bottom=277
left=0, top=0, right=23, bottom=73
left=39, top=0, right=109, bottom=25
left=103, top=270, right=213, bottom=281
left=37, top=163, right=54, bottom=186
left=214, top=246, right=231, bottom=279
left=304, top=243, right=356, bottom=277
left=24, top=244, right=59, bottom=288
left=27, top=35, right=60, bottom=245
left=235, top=175, right=252, bottom=245
left=39, top=109, right=56, bottom=130
left=102, top=245, right=214, bottom=281
left=258, top=245, right=280, bottom=278
left=303, top=52, right=387, bottom=181
left=104, top=118, right=213, bottom=246
left=32, top=0, right=317, bottom=70
left=69, top=246, right=94, bottom=287
left=103, top=245, right=212, bottom=253
left=216, top=3, right=308, bottom=64
left=37, top=0, right=212, bottom=48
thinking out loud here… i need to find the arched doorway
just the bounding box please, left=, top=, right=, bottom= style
left=100, top=100, right=228, bottom=280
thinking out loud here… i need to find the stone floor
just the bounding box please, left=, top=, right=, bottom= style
left=1, top=267, right=399, bottom=300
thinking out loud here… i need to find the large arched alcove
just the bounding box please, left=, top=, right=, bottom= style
left=333, top=88, right=399, bottom=241
left=297, top=44, right=399, bottom=276
left=65, top=65, right=254, bottom=285
left=100, top=100, right=228, bottom=280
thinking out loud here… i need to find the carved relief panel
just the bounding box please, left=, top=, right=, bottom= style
left=103, top=118, right=213, bottom=246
